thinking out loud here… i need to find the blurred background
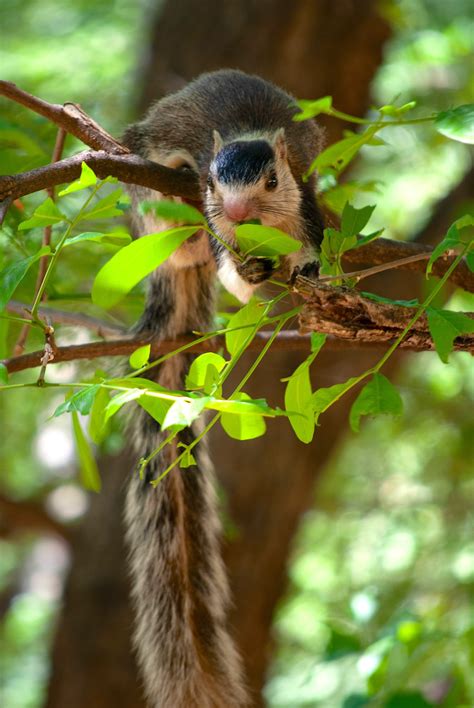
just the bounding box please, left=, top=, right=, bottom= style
left=0, top=1, right=473, bottom=706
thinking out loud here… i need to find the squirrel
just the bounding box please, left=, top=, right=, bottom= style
left=122, top=69, right=324, bottom=708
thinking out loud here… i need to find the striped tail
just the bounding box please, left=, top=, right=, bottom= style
left=124, top=254, right=248, bottom=708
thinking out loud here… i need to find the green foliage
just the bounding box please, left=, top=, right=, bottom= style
left=235, top=224, right=302, bottom=258
left=0, top=362, right=8, bottom=384
left=18, top=198, right=67, bottom=230
left=185, top=352, right=227, bottom=394
left=349, top=373, right=404, bottom=432
left=0, top=246, right=51, bottom=311
left=284, top=360, right=314, bottom=443
left=426, top=307, right=474, bottom=362
left=129, top=344, right=151, bottom=370
left=435, top=104, right=474, bottom=144
left=426, top=216, right=474, bottom=275
left=52, top=385, right=99, bottom=417
left=139, top=198, right=206, bottom=225
left=71, top=410, right=101, bottom=492
left=225, top=298, right=263, bottom=356
left=91, top=225, right=199, bottom=308
left=220, top=391, right=267, bottom=440
left=58, top=162, right=97, bottom=195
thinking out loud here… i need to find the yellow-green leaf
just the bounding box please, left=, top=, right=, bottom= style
left=349, top=373, right=403, bottom=432
left=72, top=411, right=101, bottom=492
left=91, top=226, right=199, bottom=308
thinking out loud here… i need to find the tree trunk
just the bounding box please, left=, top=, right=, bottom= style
left=47, top=2, right=391, bottom=706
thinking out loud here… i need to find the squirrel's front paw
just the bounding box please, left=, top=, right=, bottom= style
left=289, top=260, right=320, bottom=286
left=237, top=256, right=277, bottom=284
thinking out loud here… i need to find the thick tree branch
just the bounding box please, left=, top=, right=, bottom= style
left=0, top=150, right=200, bottom=205
left=3, top=289, right=473, bottom=375
left=297, top=276, right=474, bottom=349
left=0, top=493, right=70, bottom=540
left=0, top=80, right=127, bottom=153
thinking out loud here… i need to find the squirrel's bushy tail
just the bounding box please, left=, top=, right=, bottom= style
left=124, top=257, right=248, bottom=708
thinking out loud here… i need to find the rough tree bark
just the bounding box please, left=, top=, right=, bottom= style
left=44, top=2, right=437, bottom=706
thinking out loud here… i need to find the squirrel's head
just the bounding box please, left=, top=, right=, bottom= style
left=205, top=129, right=302, bottom=240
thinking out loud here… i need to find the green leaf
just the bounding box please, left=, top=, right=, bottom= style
left=0, top=246, right=51, bottom=312
left=349, top=373, right=403, bottom=432
left=310, top=332, right=326, bottom=354
left=138, top=395, right=173, bottom=425
left=91, top=226, right=199, bottom=308
left=426, top=217, right=474, bottom=275
left=379, top=101, right=416, bottom=117
left=341, top=203, right=376, bottom=238
left=467, top=250, right=474, bottom=273
left=294, top=96, right=333, bottom=121
left=225, top=299, right=263, bottom=357
left=427, top=307, right=474, bottom=363
left=139, top=199, right=205, bottom=224
left=129, top=344, right=151, bottom=370
left=18, top=198, right=67, bottom=230
left=285, top=360, right=314, bottom=443
left=185, top=352, right=227, bottom=392
left=103, top=389, right=143, bottom=425
left=354, top=229, right=384, bottom=248
left=361, top=292, right=419, bottom=307
left=88, top=387, right=110, bottom=444
left=53, top=385, right=100, bottom=417
left=64, top=231, right=132, bottom=248
left=77, top=189, right=124, bottom=223
left=71, top=411, right=101, bottom=492
left=385, top=693, right=431, bottom=708
left=321, top=180, right=380, bottom=215
left=178, top=447, right=197, bottom=468
left=161, top=397, right=209, bottom=431
left=220, top=392, right=267, bottom=440
left=235, top=224, right=302, bottom=258
left=312, top=376, right=359, bottom=424
left=206, top=396, right=277, bottom=416
left=58, top=162, right=97, bottom=195
left=0, top=362, right=8, bottom=385
left=308, top=127, right=380, bottom=177
left=435, top=104, right=474, bottom=144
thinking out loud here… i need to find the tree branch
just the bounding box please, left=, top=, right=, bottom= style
left=0, top=80, right=127, bottom=153
left=3, top=288, right=473, bottom=375
left=1, top=82, right=472, bottom=295
left=0, top=493, right=70, bottom=541
left=343, top=237, right=474, bottom=292
left=0, top=150, right=200, bottom=206
left=6, top=300, right=125, bottom=337
left=296, top=276, right=474, bottom=349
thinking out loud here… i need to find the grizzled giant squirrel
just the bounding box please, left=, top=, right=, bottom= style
left=122, top=69, right=323, bottom=707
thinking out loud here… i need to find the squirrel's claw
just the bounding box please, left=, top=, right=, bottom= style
left=237, top=256, right=277, bottom=284
left=288, top=260, right=319, bottom=287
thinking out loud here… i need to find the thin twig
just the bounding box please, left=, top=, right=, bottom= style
left=6, top=300, right=125, bottom=337
left=14, top=128, right=67, bottom=355
left=319, top=252, right=432, bottom=283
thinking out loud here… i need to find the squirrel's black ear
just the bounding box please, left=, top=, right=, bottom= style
left=213, top=130, right=224, bottom=155
left=273, top=128, right=287, bottom=161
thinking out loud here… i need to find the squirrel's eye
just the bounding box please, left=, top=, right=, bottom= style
left=207, top=175, right=215, bottom=191
left=266, top=173, right=278, bottom=190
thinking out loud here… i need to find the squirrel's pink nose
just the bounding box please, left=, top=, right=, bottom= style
left=223, top=198, right=251, bottom=223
